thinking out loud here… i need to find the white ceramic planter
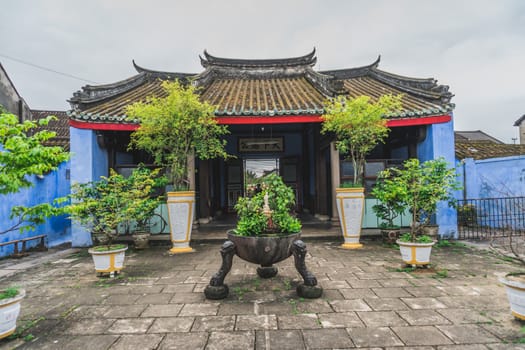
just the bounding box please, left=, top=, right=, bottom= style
left=396, top=240, right=435, bottom=266
left=88, top=246, right=128, bottom=277
left=500, top=273, right=525, bottom=321
left=167, top=191, right=195, bottom=254
left=335, top=187, right=365, bottom=249
left=0, top=289, right=25, bottom=339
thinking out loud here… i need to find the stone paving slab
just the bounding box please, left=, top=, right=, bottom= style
left=0, top=239, right=523, bottom=349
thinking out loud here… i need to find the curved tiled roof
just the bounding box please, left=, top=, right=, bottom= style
left=30, top=110, right=70, bottom=151
left=68, top=50, right=454, bottom=124
left=455, top=141, right=525, bottom=160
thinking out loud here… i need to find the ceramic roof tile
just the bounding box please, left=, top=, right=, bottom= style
left=455, top=141, right=525, bottom=160
left=68, top=51, right=454, bottom=123
left=30, top=110, right=70, bottom=151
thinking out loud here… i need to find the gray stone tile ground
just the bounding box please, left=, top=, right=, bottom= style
left=0, top=237, right=524, bottom=349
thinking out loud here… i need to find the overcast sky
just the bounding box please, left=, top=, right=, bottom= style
left=1, top=0, right=524, bottom=143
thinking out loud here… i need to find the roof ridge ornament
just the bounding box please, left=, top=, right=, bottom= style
left=200, top=48, right=317, bottom=69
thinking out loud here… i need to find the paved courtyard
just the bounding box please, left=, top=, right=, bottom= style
left=0, top=236, right=524, bottom=349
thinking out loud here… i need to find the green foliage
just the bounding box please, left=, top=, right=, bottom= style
left=0, top=110, right=70, bottom=235
left=68, top=167, right=166, bottom=247
left=398, top=232, right=433, bottom=243
left=123, top=167, right=167, bottom=231
left=321, top=94, right=402, bottom=185
left=433, top=269, right=449, bottom=278
left=372, top=171, right=406, bottom=228
left=458, top=203, right=477, bottom=226
left=233, top=174, right=301, bottom=236
left=377, top=158, right=460, bottom=242
left=126, top=80, right=230, bottom=190
left=338, top=182, right=362, bottom=188
left=0, top=286, right=19, bottom=300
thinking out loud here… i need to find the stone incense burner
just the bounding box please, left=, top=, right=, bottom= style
left=204, top=175, right=322, bottom=300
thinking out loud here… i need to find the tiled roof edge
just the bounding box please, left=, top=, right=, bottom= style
left=514, top=114, right=525, bottom=126
left=370, top=68, right=453, bottom=103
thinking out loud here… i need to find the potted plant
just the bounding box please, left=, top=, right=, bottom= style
left=0, top=286, right=25, bottom=339
left=124, top=167, right=167, bottom=249
left=371, top=171, right=406, bottom=244
left=69, top=170, right=131, bottom=277
left=126, top=81, right=230, bottom=254
left=204, top=174, right=322, bottom=299
left=489, top=232, right=525, bottom=320
left=321, top=94, right=402, bottom=249
left=379, top=158, right=460, bottom=266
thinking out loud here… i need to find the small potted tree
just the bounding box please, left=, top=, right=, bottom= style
left=371, top=171, right=406, bottom=244
left=69, top=170, right=131, bottom=277
left=204, top=174, right=322, bottom=299
left=124, top=167, right=167, bottom=249
left=379, top=158, right=460, bottom=266
left=321, top=94, right=402, bottom=249
left=126, top=81, right=230, bottom=254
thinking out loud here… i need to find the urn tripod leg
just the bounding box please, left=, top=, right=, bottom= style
left=204, top=240, right=235, bottom=300
left=257, top=265, right=278, bottom=278
left=291, top=240, right=323, bottom=298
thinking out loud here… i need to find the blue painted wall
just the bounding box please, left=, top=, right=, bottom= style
left=460, top=155, right=525, bottom=199
left=417, top=119, right=459, bottom=238
left=458, top=155, right=525, bottom=230
left=0, top=161, right=71, bottom=257
left=70, top=127, right=108, bottom=247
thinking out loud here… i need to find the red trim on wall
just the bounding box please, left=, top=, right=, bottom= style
left=69, top=114, right=451, bottom=130
left=387, top=115, right=451, bottom=127
left=69, top=119, right=139, bottom=131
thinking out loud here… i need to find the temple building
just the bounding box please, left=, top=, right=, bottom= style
left=68, top=49, right=457, bottom=246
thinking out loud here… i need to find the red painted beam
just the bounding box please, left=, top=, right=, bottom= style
left=69, top=114, right=451, bottom=130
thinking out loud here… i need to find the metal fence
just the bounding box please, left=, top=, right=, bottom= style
left=457, top=197, right=525, bottom=239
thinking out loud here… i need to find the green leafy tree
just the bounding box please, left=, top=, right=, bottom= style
left=123, top=167, right=167, bottom=231
left=371, top=171, right=406, bottom=228
left=379, top=158, right=461, bottom=242
left=126, top=81, right=230, bottom=190
left=321, top=95, right=402, bottom=186
left=0, top=109, right=70, bottom=234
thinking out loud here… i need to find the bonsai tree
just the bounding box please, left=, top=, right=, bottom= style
left=123, top=166, right=167, bottom=232
left=0, top=108, right=69, bottom=235
left=126, top=80, right=230, bottom=190
left=321, top=94, right=402, bottom=186
left=371, top=171, right=406, bottom=229
left=69, top=167, right=166, bottom=248
left=69, top=170, right=128, bottom=249
left=233, top=173, right=301, bottom=236
left=380, top=158, right=460, bottom=242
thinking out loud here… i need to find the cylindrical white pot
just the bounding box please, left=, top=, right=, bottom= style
left=167, top=191, right=195, bottom=254
left=336, top=187, right=365, bottom=249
